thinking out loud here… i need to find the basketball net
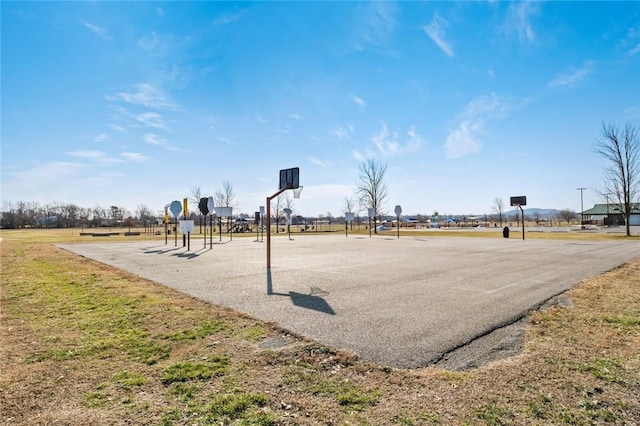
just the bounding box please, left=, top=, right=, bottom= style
left=292, top=186, right=303, bottom=199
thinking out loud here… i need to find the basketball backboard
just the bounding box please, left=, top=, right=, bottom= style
left=510, top=196, right=527, bottom=206
left=279, top=167, right=299, bottom=189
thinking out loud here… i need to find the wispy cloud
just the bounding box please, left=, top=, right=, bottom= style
left=444, top=121, right=482, bottom=159
left=144, top=133, right=179, bottom=151
left=622, top=26, right=640, bottom=55
left=120, top=152, right=149, bottom=163
left=81, top=20, right=111, bottom=41
left=287, top=113, right=301, bottom=120
left=213, top=9, right=246, bottom=26
left=137, top=31, right=171, bottom=57
left=67, top=150, right=123, bottom=164
left=94, top=133, right=108, bottom=142
left=136, top=112, right=168, bottom=129
left=308, top=157, right=331, bottom=168
left=329, top=124, right=354, bottom=140
left=355, top=1, right=397, bottom=52
left=444, top=93, right=510, bottom=159
left=423, top=13, right=454, bottom=57
left=11, top=161, right=85, bottom=182
left=548, top=61, right=595, bottom=89
left=351, top=95, right=366, bottom=108
left=107, top=83, right=180, bottom=110
left=218, top=137, right=233, bottom=145
left=504, top=1, right=538, bottom=44
left=371, top=123, right=422, bottom=157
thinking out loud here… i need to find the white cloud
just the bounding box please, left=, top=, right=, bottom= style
left=352, top=150, right=366, bottom=162
left=351, top=95, right=366, bottom=107
left=371, top=123, right=422, bottom=157
left=218, top=137, right=232, bottom=145
left=144, top=133, right=179, bottom=152
left=549, top=61, right=595, bottom=89
left=67, top=150, right=104, bottom=159
left=107, top=83, right=180, bottom=110
left=120, top=152, right=149, bottom=163
left=355, top=1, right=397, bottom=52
left=505, top=1, right=537, bottom=44
left=213, top=9, right=246, bottom=26
left=94, top=133, right=108, bottom=142
left=109, top=123, right=126, bottom=132
left=67, top=150, right=123, bottom=164
left=308, top=157, right=331, bottom=168
left=81, top=20, right=111, bottom=41
left=136, top=112, right=167, bottom=129
left=288, top=113, right=301, bottom=120
left=329, top=124, right=354, bottom=140
left=10, top=161, right=84, bottom=183
left=423, top=13, right=454, bottom=57
left=255, top=114, right=268, bottom=124
left=444, top=93, right=510, bottom=159
left=444, top=121, right=482, bottom=159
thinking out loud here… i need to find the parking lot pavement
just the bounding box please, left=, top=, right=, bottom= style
left=59, top=234, right=640, bottom=368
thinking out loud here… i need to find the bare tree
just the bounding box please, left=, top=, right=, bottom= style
left=356, top=158, right=388, bottom=233
left=492, top=197, right=505, bottom=226
left=343, top=196, right=355, bottom=214
left=190, top=186, right=202, bottom=211
left=271, top=193, right=286, bottom=233
left=594, top=122, right=639, bottom=236
left=136, top=204, right=154, bottom=223
left=214, top=180, right=236, bottom=209
left=558, top=209, right=577, bottom=224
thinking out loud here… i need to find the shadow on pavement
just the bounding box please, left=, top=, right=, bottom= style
left=267, top=269, right=335, bottom=315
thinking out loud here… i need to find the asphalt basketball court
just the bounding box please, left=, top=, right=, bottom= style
left=59, top=233, right=640, bottom=369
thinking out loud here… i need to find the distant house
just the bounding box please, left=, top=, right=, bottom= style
left=582, top=203, right=640, bottom=226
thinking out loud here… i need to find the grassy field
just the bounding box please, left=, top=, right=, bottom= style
left=1, top=229, right=639, bottom=425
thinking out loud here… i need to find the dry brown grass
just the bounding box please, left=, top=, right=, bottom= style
left=1, top=229, right=639, bottom=425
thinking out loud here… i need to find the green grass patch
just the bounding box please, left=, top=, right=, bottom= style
left=161, top=357, right=229, bottom=384
left=163, top=319, right=228, bottom=341
left=84, top=390, right=111, bottom=408
left=205, top=392, right=271, bottom=423
left=112, top=370, right=146, bottom=388
left=476, top=403, right=515, bottom=425
left=237, top=325, right=267, bottom=341
left=575, top=358, right=626, bottom=384
left=602, top=314, right=640, bottom=329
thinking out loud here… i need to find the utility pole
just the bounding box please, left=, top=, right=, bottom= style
left=577, top=187, right=587, bottom=229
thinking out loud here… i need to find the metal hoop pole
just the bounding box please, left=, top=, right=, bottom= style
left=266, top=185, right=290, bottom=269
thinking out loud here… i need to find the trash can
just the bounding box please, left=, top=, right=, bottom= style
left=503, top=226, right=509, bottom=238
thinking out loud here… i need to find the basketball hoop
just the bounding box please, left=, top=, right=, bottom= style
left=292, top=186, right=303, bottom=199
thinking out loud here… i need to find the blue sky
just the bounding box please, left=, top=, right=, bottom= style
left=2, top=1, right=639, bottom=218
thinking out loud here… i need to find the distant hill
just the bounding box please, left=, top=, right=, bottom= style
left=521, top=208, right=561, bottom=219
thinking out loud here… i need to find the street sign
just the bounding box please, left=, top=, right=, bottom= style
left=207, top=196, right=214, bottom=214
left=198, top=197, right=209, bottom=216
left=215, top=207, right=233, bottom=217
left=367, top=208, right=376, bottom=218
left=395, top=205, right=402, bottom=217
left=170, top=200, right=182, bottom=218
left=183, top=198, right=189, bottom=217
left=179, top=220, right=194, bottom=234
left=345, top=212, right=355, bottom=222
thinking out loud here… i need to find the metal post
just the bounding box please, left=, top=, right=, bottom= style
left=577, top=187, right=587, bottom=228
left=266, top=185, right=289, bottom=269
